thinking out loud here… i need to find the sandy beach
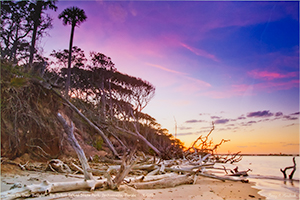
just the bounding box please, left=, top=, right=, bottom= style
left=1, top=168, right=265, bottom=200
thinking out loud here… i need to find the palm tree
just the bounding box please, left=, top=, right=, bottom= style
left=59, top=7, right=87, bottom=97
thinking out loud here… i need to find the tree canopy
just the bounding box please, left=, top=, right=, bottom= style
left=1, top=2, right=184, bottom=160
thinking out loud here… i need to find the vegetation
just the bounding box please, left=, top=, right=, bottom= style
left=1, top=1, right=183, bottom=160
left=58, top=6, right=87, bottom=97
left=1, top=0, right=57, bottom=65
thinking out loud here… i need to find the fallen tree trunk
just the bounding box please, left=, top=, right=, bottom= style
left=1, top=179, right=107, bottom=200
left=198, top=172, right=247, bottom=182
left=125, top=173, right=178, bottom=183
left=57, top=113, right=94, bottom=181
left=115, top=125, right=161, bottom=157
left=129, top=174, right=194, bottom=189
left=49, top=86, right=120, bottom=159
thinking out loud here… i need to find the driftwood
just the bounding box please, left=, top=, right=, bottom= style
left=198, top=172, right=247, bottom=182
left=1, top=155, right=252, bottom=200
left=221, top=166, right=250, bottom=177
left=129, top=174, right=194, bottom=189
left=1, top=110, right=255, bottom=199
left=108, top=149, right=138, bottom=190
left=280, top=157, right=296, bottom=180
left=1, top=179, right=107, bottom=200
left=184, top=122, right=241, bottom=165
left=47, top=159, right=72, bottom=173
left=1, top=113, right=136, bottom=199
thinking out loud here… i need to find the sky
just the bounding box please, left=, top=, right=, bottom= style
left=41, top=1, right=299, bottom=154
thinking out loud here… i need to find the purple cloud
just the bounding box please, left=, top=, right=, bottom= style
left=291, top=112, right=300, bottom=115
left=247, top=110, right=274, bottom=117
left=211, top=116, right=221, bottom=119
left=240, top=121, right=257, bottom=126
left=185, top=119, right=205, bottom=123
left=283, top=115, right=298, bottom=121
left=275, top=112, right=283, bottom=117
left=214, top=119, right=229, bottom=124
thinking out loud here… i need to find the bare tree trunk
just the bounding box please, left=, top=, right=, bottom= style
left=65, top=24, right=75, bottom=98
left=29, top=1, right=42, bottom=66
left=57, top=113, right=94, bottom=180
left=51, top=88, right=120, bottom=158
left=280, top=157, right=297, bottom=180
left=115, top=125, right=161, bottom=157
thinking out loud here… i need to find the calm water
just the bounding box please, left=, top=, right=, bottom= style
left=215, top=156, right=300, bottom=200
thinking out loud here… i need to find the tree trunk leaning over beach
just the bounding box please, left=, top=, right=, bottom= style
left=49, top=85, right=120, bottom=158
left=57, top=112, right=94, bottom=181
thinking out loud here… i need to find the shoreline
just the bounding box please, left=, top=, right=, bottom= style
left=1, top=170, right=266, bottom=200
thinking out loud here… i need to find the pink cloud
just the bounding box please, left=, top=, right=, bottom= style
left=180, top=43, right=219, bottom=62
left=248, top=70, right=298, bottom=80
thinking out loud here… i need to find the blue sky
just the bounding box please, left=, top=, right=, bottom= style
left=42, top=1, right=299, bottom=154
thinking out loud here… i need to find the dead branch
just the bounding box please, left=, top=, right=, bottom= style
left=47, top=159, right=72, bottom=173
left=70, top=162, right=84, bottom=174
left=223, top=151, right=242, bottom=164
left=211, top=139, right=230, bottom=152
left=228, top=167, right=251, bottom=177
left=112, top=149, right=138, bottom=189
left=280, top=157, right=297, bottom=180
left=191, top=122, right=214, bottom=152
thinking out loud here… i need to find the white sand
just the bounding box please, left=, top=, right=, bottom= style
left=1, top=170, right=265, bottom=200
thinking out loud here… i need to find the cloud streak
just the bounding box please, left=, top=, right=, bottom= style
left=180, top=43, right=219, bottom=62
left=248, top=70, right=298, bottom=80
left=146, top=63, right=186, bottom=75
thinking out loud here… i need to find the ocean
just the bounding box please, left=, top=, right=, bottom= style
left=214, top=156, right=300, bottom=200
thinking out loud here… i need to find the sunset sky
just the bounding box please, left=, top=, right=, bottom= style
left=42, top=1, right=299, bottom=154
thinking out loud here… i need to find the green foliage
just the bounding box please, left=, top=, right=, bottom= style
left=93, top=154, right=100, bottom=163
left=94, top=136, right=103, bottom=151
left=10, top=77, right=29, bottom=88
left=148, top=148, right=155, bottom=155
